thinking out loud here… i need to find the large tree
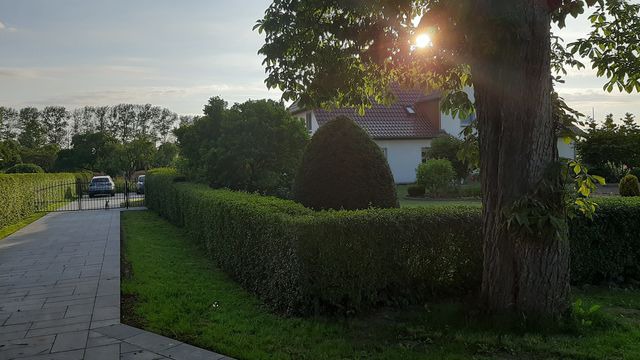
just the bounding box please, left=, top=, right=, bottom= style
left=256, top=0, right=640, bottom=317
left=17, top=107, right=45, bottom=148
left=41, top=106, right=69, bottom=147
left=0, top=107, right=19, bottom=141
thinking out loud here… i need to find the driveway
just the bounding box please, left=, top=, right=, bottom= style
left=0, top=210, right=230, bottom=360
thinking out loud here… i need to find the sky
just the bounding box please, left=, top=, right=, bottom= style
left=0, top=0, right=638, bottom=123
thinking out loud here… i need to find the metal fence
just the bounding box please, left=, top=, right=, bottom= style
left=34, top=179, right=145, bottom=212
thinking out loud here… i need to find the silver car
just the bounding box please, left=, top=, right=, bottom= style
left=136, top=175, right=145, bottom=194
left=88, top=176, right=115, bottom=198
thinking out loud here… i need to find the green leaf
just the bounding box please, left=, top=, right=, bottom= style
left=592, top=175, right=606, bottom=185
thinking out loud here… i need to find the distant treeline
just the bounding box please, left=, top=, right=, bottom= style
left=0, top=104, right=197, bottom=149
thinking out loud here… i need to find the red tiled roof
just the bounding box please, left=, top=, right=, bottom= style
left=311, top=88, right=442, bottom=139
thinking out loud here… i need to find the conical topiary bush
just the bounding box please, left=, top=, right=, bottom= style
left=294, top=116, right=399, bottom=210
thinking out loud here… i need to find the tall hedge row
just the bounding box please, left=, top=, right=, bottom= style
left=146, top=169, right=640, bottom=315
left=0, top=173, right=79, bottom=230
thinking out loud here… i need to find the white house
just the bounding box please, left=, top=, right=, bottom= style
left=290, top=87, right=580, bottom=184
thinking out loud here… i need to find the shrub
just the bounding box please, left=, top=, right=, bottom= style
left=630, top=168, right=640, bottom=180
left=416, top=159, right=456, bottom=197
left=0, top=173, right=77, bottom=230
left=294, top=116, right=398, bottom=210
left=5, top=163, right=44, bottom=174
left=407, top=184, right=426, bottom=197
left=147, top=170, right=640, bottom=315
left=427, top=135, right=469, bottom=179
left=619, top=174, right=640, bottom=197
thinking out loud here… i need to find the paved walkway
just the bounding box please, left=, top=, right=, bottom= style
left=0, top=210, right=231, bottom=360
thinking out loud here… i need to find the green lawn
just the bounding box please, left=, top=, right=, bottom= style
left=0, top=212, right=48, bottom=240
left=397, top=184, right=482, bottom=208
left=0, top=200, right=71, bottom=240
left=121, top=210, right=640, bottom=360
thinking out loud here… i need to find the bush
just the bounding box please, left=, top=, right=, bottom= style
left=630, top=168, right=640, bottom=180
left=0, top=173, right=78, bottom=230
left=619, top=175, right=640, bottom=197
left=5, top=163, right=45, bottom=174
left=427, top=135, right=469, bottom=180
left=294, top=116, right=398, bottom=210
left=416, top=159, right=456, bottom=197
left=147, top=170, right=640, bottom=315
left=407, top=184, right=426, bottom=197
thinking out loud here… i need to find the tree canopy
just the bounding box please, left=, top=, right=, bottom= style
left=175, top=97, right=309, bottom=196
left=256, top=0, right=639, bottom=118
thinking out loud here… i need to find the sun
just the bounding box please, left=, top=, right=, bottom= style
left=415, top=33, right=432, bottom=48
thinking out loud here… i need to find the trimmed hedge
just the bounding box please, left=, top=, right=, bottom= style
left=147, top=169, right=640, bottom=315
left=0, top=173, right=79, bottom=230
left=570, top=197, right=640, bottom=284
left=294, top=116, right=399, bottom=210
left=5, top=163, right=44, bottom=174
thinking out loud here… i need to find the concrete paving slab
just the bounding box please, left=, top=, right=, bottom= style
left=0, top=210, right=232, bottom=359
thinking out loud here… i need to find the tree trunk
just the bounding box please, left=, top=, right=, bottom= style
left=471, top=0, right=570, bottom=318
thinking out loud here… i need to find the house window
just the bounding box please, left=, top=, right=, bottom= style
left=305, top=112, right=313, bottom=132
left=421, top=147, right=431, bottom=163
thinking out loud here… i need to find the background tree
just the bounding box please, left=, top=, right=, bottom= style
left=0, top=107, right=19, bottom=141
left=257, top=0, right=640, bottom=317
left=41, top=106, right=69, bottom=147
left=18, top=107, right=45, bottom=149
left=20, top=144, right=59, bottom=172
left=122, top=136, right=156, bottom=176
left=0, top=140, right=22, bottom=169
left=174, top=97, right=308, bottom=195
left=208, top=99, right=308, bottom=195
left=154, top=142, right=179, bottom=168
left=174, top=97, right=227, bottom=181
left=577, top=112, right=639, bottom=182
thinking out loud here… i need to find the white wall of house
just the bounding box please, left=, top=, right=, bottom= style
left=375, top=139, right=433, bottom=184
left=295, top=111, right=320, bottom=134
left=557, top=138, right=576, bottom=160
left=441, top=112, right=465, bottom=138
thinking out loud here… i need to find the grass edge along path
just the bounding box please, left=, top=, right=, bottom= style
left=0, top=211, right=48, bottom=240
left=121, top=210, right=640, bottom=360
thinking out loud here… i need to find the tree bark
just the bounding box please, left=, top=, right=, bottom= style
left=471, top=0, right=570, bottom=318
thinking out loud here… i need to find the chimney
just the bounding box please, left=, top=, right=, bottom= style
left=414, top=97, right=441, bottom=131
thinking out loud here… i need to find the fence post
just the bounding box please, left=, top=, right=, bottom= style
left=76, top=179, right=82, bottom=211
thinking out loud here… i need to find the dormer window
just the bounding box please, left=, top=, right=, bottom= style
left=405, top=106, right=416, bottom=115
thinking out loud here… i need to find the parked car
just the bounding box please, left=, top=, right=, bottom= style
left=136, top=175, right=145, bottom=194
left=88, top=176, right=115, bottom=198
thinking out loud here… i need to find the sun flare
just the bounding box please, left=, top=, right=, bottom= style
left=415, top=33, right=432, bottom=48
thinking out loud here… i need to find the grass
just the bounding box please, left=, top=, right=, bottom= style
left=121, top=210, right=640, bottom=360
left=0, top=212, right=49, bottom=240
left=396, top=184, right=482, bottom=208
left=0, top=200, right=71, bottom=240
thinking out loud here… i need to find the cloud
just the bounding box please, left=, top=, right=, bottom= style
left=0, top=20, right=17, bottom=32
